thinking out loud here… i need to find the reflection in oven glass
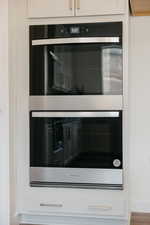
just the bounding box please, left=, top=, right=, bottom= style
left=30, top=117, right=122, bottom=169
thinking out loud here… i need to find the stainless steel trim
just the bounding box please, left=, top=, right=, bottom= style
left=29, top=96, right=123, bottom=111
left=32, top=111, right=119, bottom=118
left=31, top=182, right=123, bottom=190
left=32, top=37, right=120, bottom=46
left=30, top=167, right=123, bottom=189
left=40, top=203, right=63, bottom=208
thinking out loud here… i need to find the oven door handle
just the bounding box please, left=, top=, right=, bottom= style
left=32, top=37, right=120, bottom=46
left=31, top=111, right=120, bottom=118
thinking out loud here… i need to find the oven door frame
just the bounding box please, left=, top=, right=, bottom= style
left=30, top=35, right=123, bottom=98
left=30, top=96, right=123, bottom=111
left=30, top=111, right=123, bottom=190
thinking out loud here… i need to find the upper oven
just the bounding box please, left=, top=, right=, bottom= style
left=30, top=22, right=123, bottom=105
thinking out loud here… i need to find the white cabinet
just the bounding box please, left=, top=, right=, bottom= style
left=28, top=0, right=74, bottom=18
left=76, top=0, right=126, bottom=16
left=27, top=0, right=125, bottom=18
left=22, top=189, right=126, bottom=218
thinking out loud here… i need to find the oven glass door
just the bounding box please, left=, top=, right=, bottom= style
left=30, top=111, right=122, bottom=169
left=30, top=41, right=122, bottom=96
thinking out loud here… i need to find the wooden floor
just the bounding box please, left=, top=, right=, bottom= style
left=131, top=213, right=150, bottom=225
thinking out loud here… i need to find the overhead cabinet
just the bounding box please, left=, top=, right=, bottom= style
left=28, top=0, right=75, bottom=18
left=27, top=0, right=126, bottom=18
left=76, top=0, right=126, bottom=16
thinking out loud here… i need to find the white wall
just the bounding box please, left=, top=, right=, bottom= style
left=129, top=16, right=150, bottom=212
left=0, top=0, right=10, bottom=224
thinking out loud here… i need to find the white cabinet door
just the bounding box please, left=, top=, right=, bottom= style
left=75, top=0, right=126, bottom=16
left=28, top=0, right=74, bottom=18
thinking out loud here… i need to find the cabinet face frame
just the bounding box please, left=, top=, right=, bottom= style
left=15, top=14, right=129, bottom=217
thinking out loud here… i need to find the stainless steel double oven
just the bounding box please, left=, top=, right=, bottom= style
left=29, top=22, right=123, bottom=189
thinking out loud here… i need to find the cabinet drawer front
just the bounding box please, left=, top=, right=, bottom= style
left=28, top=0, right=74, bottom=18
left=24, top=198, right=126, bottom=217
left=75, top=0, right=126, bottom=16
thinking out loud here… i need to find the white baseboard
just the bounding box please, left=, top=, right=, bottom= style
left=131, top=201, right=150, bottom=213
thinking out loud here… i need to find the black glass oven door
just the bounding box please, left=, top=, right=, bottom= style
left=30, top=111, right=122, bottom=169
left=30, top=41, right=122, bottom=96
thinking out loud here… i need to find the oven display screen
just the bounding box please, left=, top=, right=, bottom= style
left=70, top=27, right=80, bottom=34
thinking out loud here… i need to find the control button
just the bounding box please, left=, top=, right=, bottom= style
left=60, top=29, right=64, bottom=33
left=113, top=159, right=121, bottom=168
left=80, top=27, right=89, bottom=34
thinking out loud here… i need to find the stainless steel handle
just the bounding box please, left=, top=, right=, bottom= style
left=88, top=205, right=112, bottom=211
left=69, top=0, right=73, bottom=10
left=40, top=203, right=63, bottom=208
left=32, top=112, right=120, bottom=118
left=32, top=37, right=120, bottom=46
left=76, top=0, right=80, bottom=9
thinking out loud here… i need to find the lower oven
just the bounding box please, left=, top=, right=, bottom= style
left=30, top=111, right=123, bottom=189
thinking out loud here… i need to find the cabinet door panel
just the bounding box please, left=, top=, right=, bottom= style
left=28, top=0, right=74, bottom=18
left=75, top=0, right=125, bottom=16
